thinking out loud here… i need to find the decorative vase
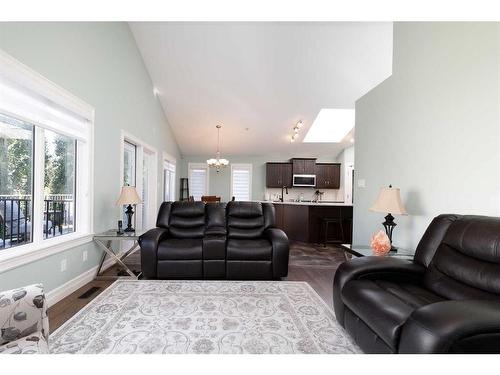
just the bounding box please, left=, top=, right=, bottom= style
left=370, top=230, right=391, bottom=255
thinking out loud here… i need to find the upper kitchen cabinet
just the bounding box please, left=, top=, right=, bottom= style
left=291, top=158, right=317, bottom=175
left=266, top=162, right=293, bottom=188
left=316, top=163, right=341, bottom=189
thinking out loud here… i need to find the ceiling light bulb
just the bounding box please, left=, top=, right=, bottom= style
left=293, top=127, right=299, bottom=133
left=297, top=121, right=303, bottom=128
left=290, top=135, right=296, bottom=142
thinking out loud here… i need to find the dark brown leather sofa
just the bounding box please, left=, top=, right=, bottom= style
left=139, top=201, right=289, bottom=280
left=333, top=214, right=500, bottom=353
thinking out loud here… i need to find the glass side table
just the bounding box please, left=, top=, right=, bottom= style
left=340, top=244, right=414, bottom=261
left=93, top=230, right=147, bottom=280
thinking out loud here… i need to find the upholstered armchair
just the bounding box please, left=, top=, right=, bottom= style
left=0, top=284, right=49, bottom=354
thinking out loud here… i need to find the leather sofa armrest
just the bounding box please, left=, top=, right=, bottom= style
left=399, top=300, right=500, bottom=353
left=264, top=228, right=289, bottom=278
left=333, top=256, right=426, bottom=325
left=138, top=228, right=169, bottom=279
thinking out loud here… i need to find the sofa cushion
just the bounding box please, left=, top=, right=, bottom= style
left=227, top=201, right=265, bottom=239
left=423, top=216, right=500, bottom=300
left=413, top=214, right=460, bottom=267
left=341, top=279, right=443, bottom=350
left=168, top=202, right=206, bottom=239
left=227, top=239, right=272, bottom=260
left=157, top=239, right=203, bottom=260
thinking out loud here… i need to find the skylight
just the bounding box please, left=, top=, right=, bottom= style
left=303, top=108, right=355, bottom=143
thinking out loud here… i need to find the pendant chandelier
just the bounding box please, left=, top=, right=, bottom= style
left=207, top=124, right=229, bottom=172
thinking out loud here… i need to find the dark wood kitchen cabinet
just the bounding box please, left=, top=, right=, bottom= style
left=272, top=203, right=353, bottom=244
left=291, top=158, right=316, bottom=175
left=273, top=204, right=309, bottom=243
left=315, top=163, right=341, bottom=189
left=266, top=162, right=293, bottom=188
left=282, top=205, right=309, bottom=242
left=274, top=203, right=284, bottom=229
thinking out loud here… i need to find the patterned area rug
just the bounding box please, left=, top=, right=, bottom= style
left=50, top=280, right=359, bottom=354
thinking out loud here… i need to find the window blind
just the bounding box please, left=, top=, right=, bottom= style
left=231, top=164, right=252, bottom=201
left=189, top=166, right=207, bottom=201
left=0, top=51, right=93, bottom=142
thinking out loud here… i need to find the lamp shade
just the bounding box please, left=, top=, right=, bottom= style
left=370, top=186, right=407, bottom=215
left=116, top=186, right=142, bottom=205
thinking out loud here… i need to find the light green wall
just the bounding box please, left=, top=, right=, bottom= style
left=0, top=23, right=181, bottom=291
left=180, top=153, right=341, bottom=202
left=354, top=22, right=500, bottom=249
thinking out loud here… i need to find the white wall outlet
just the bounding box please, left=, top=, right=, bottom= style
left=82, top=250, right=88, bottom=262
left=357, top=179, right=366, bottom=188
left=60, top=259, right=67, bottom=272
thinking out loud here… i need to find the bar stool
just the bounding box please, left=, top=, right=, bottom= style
left=321, top=217, right=345, bottom=246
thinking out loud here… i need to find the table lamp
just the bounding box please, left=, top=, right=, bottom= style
left=369, top=185, right=407, bottom=251
left=116, top=186, right=142, bottom=232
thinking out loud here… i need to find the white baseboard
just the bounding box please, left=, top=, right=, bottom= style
left=46, top=258, right=115, bottom=307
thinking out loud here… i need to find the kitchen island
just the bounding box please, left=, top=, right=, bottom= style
left=259, top=201, right=353, bottom=244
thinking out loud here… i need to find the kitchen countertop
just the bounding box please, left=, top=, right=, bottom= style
left=257, top=201, right=353, bottom=207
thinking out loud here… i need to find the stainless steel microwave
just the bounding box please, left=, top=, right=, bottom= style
left=292, top=174, right=316, bottom=187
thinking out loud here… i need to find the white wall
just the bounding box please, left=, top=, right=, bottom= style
left=354, top=22, right=500, bottom=250
left=0, top=23, right=181, bottom=292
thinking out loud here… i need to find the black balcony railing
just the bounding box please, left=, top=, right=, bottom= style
left=0, top=195, right=75, bottom=250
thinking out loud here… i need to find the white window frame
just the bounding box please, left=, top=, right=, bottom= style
left=163, top=152, right=176, bottom=202
left=188, top=163, right=209, bottom=201
left=0, top=50, right=95, bottom=273
left=119, top=131, right=158, bottom=230
left=230, top=163, right=253, bottom=201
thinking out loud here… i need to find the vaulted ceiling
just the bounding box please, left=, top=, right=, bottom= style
left=130, top=22, right=393, bottom=158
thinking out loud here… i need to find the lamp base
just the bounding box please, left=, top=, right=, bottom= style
left=124, top=204, right=135, bottom=233
left=382, top=213, right=397, bottom=251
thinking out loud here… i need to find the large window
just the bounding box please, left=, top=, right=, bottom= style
left=0, top=50, right=93, bottom=261
left=188, top=163, right=208, bottom=201
left=0, top=114, right=34, bottom=249
left=142, top=149, right=157, bottom=228
left=123, top=141, right=136, bottom=186
left=121, top=133, right=158, bottom=230
left=231, top=164, right=252, bottom=201
left=122, top=140, right=137, bottom=226
left=43, top=129, right=76, bottom=239
left=163, top=158, right=176, bottom=202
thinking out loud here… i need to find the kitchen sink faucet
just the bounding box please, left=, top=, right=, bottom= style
left=280, top=186, right=289, bottom=202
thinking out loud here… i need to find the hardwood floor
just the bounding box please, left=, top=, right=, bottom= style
left=47, top=242, right=346, bottom=332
